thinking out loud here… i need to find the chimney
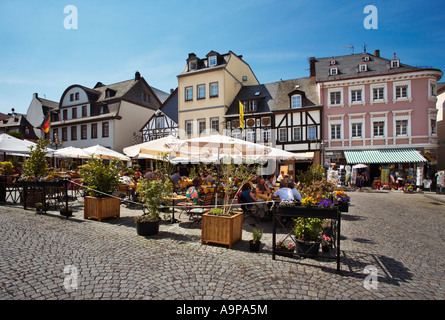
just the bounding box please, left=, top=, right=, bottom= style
left=374, top=49, right=380, bottom=57
left=170, top=89, right=174, bottom=94
left=135, top=71, right=141, bottom=80
left=33, top=93, right=38, bottom=98
left=309, top=57, right=316, bottom=77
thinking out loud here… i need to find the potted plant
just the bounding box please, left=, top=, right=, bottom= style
left=275, top=239, right=295, bottom=257
left=249, top=228, right=263, bottom=252
left=320, top=234, right=331, bottom=253
left=35, top=202, right=44, bottom=214
left=134, top=178, right=172, bottom=236
left=293, top=217, right=324, bottom=257
left=334, top=190, right=350, bottom=212
left=80, top=158, right=122, bottom=222
left=59, top=204, right=73, bottom=217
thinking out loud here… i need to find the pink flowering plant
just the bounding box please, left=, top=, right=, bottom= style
left=320, top=234, right=331, bottom=246
left=276, top=239, right=295, bottom=251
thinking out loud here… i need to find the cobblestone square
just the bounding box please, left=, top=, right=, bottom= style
left=0, top=190, right=443, bottom=300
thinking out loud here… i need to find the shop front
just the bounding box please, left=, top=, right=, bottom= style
left=343, top=149, right=428, bottom=190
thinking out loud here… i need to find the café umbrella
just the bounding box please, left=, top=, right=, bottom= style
left=83, top=145, right=131, bottom=161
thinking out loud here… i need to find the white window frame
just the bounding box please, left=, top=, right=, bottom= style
left=198, top=119, right=206, bottom=135
left=348, top=85, right=365, bottom=105
left=307, top=125, right=317, bottom=140
left=188, top=60, right=197, bottom=71
left=262, top=128, right=271, bottom=142
left=428, top=112, right=437, bottom=136
left=197, top=84, right=206, bottom=99
left=328, top=88, right=343, bottom=107
left=372, top=121, right=385, bottom=138
left=156, top=117, right=164, bottom=129
left=232, top=129, right=241, bottom=140
left=185, top=87, right=193, bottom=101
left=210, top=82, right=219, bottom=97
left=210, top=117, right=219, bottom=133
left=329, top=67, right=338, bottom=76
left=348, top=114, right=365, bottom=139
left=359, top=63, right=367, bottom=72
left=293, top=127, right=301, bottom=141
left=291, top=95, right=302, bottom=108
left=393, top=80, right=411, bottom=102
left=330, top=123, right=342, bottom=140
left=351, top=123, right=363, bottom=138
left=278, top=128, right=287, bottom=142
left=328, top=118, right=343, bottom=140
left=208, top=56, right=217, bottom=67
left=185, top=120, right=193, bottom=136
left=370, top=83, right=387, bottom=104
left=391, top=59, right=400, bottom=68
left=248, top=100, right=258, bottom=112
left=428, top=79, right=437, bottom=100
left=246, top=129, right=256, bottom=142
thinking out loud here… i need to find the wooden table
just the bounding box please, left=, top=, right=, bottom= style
left=163, top=195, right=188, bottom=223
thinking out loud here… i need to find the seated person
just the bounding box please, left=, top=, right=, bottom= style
left=255, top=178, right=271, bottom=196
left=119, top=172, right=133, bottom=185
left=186, top=176, right=202, bottom=204
left=266, top=174, right=276, bottom=188
left=171, top=170, right=182, bottom=185
left=287, top=181, right=302, bottom=202
left=240, top=183, right=268, bottom=226
left=273, top=182, right=295, bottom=202
left=130, top=171, right=142, bottom=202
left=143, top=169, right=154, bottom=180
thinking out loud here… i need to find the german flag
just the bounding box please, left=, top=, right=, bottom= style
left=41, top=113, right=50, bottom=133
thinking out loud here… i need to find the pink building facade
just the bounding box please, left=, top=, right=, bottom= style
left=312, top=50, right=442, bottom=186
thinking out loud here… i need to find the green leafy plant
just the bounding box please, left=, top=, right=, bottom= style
left=80, top=158, right=121, bottom=197
left=296, top=164, right=325, bottom=187
left=293, top=217, right=325, bottom=242
left=207, top=207, right=228, bottom=216
left=136, top=178, right=173, bottom=221
left=22, top=138, right=49, bottom=178
left=252, top=228, right=263, bottom=243
left=276, top=239, right=295, bottom=251
left=0, top=161, right=14, bottom=175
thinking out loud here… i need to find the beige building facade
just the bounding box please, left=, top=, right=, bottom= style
left=177, top=51, right=259, bottom=139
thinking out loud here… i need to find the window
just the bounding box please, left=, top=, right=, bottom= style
left=373, top=121, right=385, bottom=137
left=331, top=124, right=341, bottom=140
left=232, top=129, right=241, bottom=140
left=391, top=59, right=400, bottom=68
left=185, top=87, right=193, bottom=101
left=351, top=123, right=362, bottom=138
left=359, top=64, right=367, bottom=72
left=278, top=128, right=287, bottom=142
left=208, top=56, right=217, bottom=67
left=102, top=122, right=109, bottom=138
left=72, top=107, right=77, bottom=119
left=188, top=60, right=197, bottom=71
left=62, top=127, right=68, bottom=141
left=70, top=94, right=74, bottom=102
left=351, top=89, right=362, bottom=103
left=330, top=67, right=338, bottom=75
left=395, top=85, right=408, bottom=99
left=262, top=128, right=271, bottom=141
left=330, top=90, right=342, bottom=105
left=248, top=100, right=258, bottom=112
left=82, top=105, right=87, bottom=117
left=185, top=120, right=193, bottom=136
left=197, top=85, right=205, bottom=99
left=71, top=126, right=77, bottom=141
left=246, top=129, right=255, bottom=142
left=81, top=125, right=87, bottom=140
left=198, top=119, right=206, bottom=135
left=308, top=126, right=317, bottom=140
left=156, top=117, right=164, bottom=129
left=372, top=86, right=385, bottom=101
left=210, top=82, right=219, bottom=97
left=210, top=117, right=219, bottom=133
left=430, top=81, right=437, bottom=98
left=291, top=95, right=302, bottom=108
left=52, top=129, right=58, bottom=141
left=431, top=118, right=437, bottom=135
left=63, top=109, right=68, bottom=120
left=396, top=120, right=408, bottom=136
left=91, top=123, right=98, bottom=139
left=141, top=93, right=150, bottom=103
left=293, top=127, right=301, bottom=141
left=75, top=93, right=79, bottom=100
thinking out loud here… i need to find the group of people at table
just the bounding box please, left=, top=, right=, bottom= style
left=119, top=168, right=303, bottom=226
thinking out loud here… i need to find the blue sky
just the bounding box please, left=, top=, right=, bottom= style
left=1, top=0, right=444, bottom=115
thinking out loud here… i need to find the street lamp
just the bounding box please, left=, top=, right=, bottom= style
left=48, top=133, right=63, bottom=169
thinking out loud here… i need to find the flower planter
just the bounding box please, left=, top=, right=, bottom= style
left=84, top=196, right=120, bottom=222
left=295, top=239, right=320, bottom=257
left=201, top=211, right=243, bottom=249
left=278, top=206, right=338, bottom=219
left=338, top=201, right=349, bottom=213
left=275, top=248, right=294, bottom=258
left=322, top=245, right=330, bottom=253
left=136, top=220, right=159, bottom=236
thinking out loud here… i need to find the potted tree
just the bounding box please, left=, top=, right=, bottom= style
left=80, top=158, right=122, bottom=222
left=249, top=228, right=263, bottom=252
left=134, top=178, right=172, bottom=236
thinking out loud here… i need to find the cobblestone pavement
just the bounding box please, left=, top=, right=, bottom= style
left=0, top=190, right=443, bottom=300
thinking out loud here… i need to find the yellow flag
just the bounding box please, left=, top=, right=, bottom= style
left=239, top=100, right=244, bottom=130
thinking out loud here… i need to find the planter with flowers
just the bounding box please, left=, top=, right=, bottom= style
left=333, top=190, right=350, bottom=212
left=320, top=234, right=331, bottom=253
left=275, top=239, right=295, bottom=257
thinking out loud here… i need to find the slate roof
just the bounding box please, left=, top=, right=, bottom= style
left=159, top=88, right=178, bottom=124
left=225, top=77, right=320, bottom=117
left=314, top=52, right=426, bottom=82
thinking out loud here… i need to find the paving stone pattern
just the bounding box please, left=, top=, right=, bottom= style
left=0, top=191, right=443, bottom=300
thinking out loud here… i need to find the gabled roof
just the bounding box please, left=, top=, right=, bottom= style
left=314, top=52, right=440, bottom=82
left=225, top=77, right=320, bottom=116
left=159, top=88, right=178, bottom=123
left=36, top=96, right=59, bottom=110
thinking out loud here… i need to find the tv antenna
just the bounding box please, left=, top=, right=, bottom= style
left=344, top=45, right=354, bottom=54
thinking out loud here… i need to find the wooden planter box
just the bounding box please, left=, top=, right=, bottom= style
left=201, top=211, right=243, bottom=249
left=84, top=196, right=120, bottom=222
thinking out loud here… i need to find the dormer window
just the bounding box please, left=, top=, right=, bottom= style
left=363, top=56, right=370, bottom=62
left=359, top=63, right=367, bottom=72
left=391, top=59, right=399, bottom=68
left=188, top=60, right=197, bottom=71
left=330, top=59, right=337, bottom=65
left=291, top=95, right=302, bottom=108
left=208, top=55, right=217, bottom=67
left=330, top=67, right=338, bottom=76
left=105, top=88, right=116, bottom=98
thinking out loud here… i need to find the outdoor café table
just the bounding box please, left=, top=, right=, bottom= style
left=163, top=194, right=188, bottom=223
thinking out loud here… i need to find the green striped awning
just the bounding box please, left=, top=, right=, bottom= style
left=344, top=149, right=427, bottom=164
